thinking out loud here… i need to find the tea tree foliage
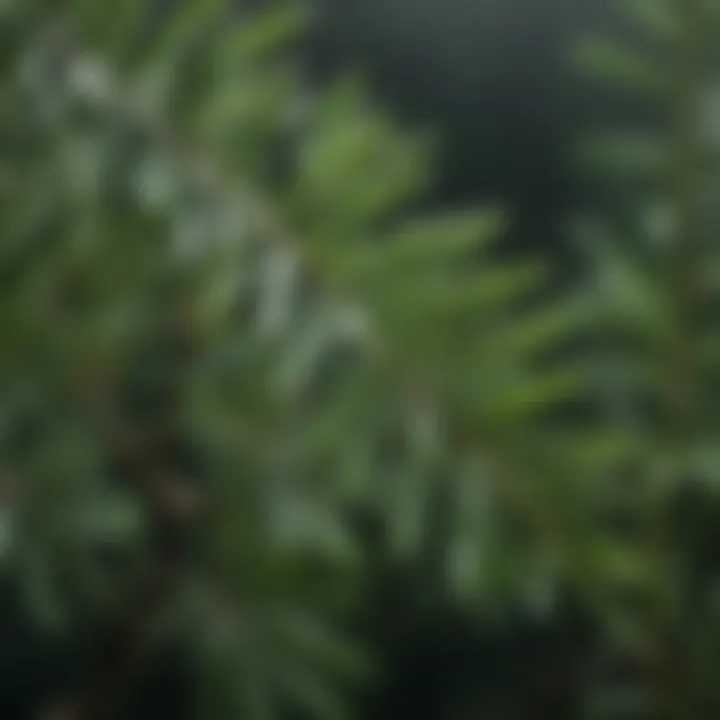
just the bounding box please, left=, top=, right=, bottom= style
left=1, top=1, right=720, bottom=719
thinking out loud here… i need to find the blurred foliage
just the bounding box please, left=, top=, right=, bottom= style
left=1, top=0, right=720, bottom=719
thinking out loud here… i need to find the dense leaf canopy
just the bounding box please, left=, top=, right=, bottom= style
left=2, top=1, right=720, bottom=718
